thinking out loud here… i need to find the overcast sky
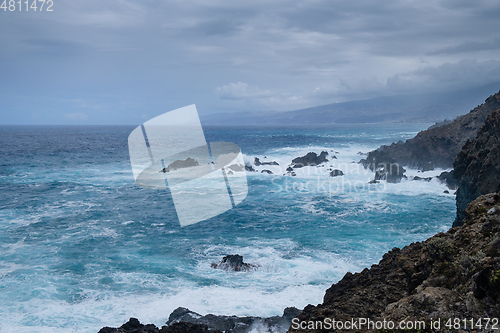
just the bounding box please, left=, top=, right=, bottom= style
left=1, top=0, right=500, bottom=124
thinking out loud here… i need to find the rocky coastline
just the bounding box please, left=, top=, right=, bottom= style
left=99, top=93, right=500, bottom=333
left=360, top=90, right=500, bottom=183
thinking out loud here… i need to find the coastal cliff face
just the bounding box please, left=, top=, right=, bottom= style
left=453, top=109, right=500, bottom=227
left=360, top=91, right=500, bottom=176
left=288, top=192, right=500, bottom=332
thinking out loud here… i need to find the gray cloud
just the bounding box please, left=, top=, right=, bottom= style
left=429, top=40, right=500, bottom=55
left=1, top=0, right=500, bottom=123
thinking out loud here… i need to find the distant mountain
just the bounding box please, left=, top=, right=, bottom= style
left=201, top=83, right=500, bottom=126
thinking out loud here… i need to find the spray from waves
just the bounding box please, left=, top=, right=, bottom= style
left=0, top=239, right=358, bottom=333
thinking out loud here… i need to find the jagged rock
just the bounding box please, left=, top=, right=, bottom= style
left=166, top=307, right=300, bottom=333
left=286, top=166, right=294, bottom=172
left=244, top=165, right=256, bottom=172
left=160, top=322, right=220, bottom=333
left=444, top=190, right=450, bottom=194
left=291, top=151, right=328, bottom=168
left=211, top=255, right=258, bottom=272
left=254, top=157, right=279, bottom=166
left=161, top=158, right=199, bottom=173
left=413, top=176, right=432, bottom=182
left=261, top=169, right=273, bottom=174
left=437, top=170, right=458, bottom=189
left=98, top=318, right=159, bottom=333
left=453, top=109, right=500, bottom=227
left=329, top=169, right=344, bottom=177
left=289, top=192, right=500, bottom=332
left=372, top=160, right=406, bottom=183
left=360, top=90, right=500, bottom=174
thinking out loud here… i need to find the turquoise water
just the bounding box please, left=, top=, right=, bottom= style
left=0, top=124, right=456, bottom=332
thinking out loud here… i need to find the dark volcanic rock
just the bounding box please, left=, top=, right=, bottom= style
left=98, top=318, right=159, bottom=333
left=372, top=159, right=406, bottom=183
left=329, top=169, right=344, bottom=177
left=292, top=151, right=328, bottom=168
left=360, top=90, right=500, bottom=174
left=453, top=109, right=500, bottom=227
left=289, top=192, right=500, bottom=332
left=211, top=255, right=258, bottom=272
left=161, top=158, right=199, bottom=173
left=254, top=157, right=279, bottom=166
left=413, top=176, right=432, bottom=181
left=167, top=307, right=301, bottom=333
left=160, top=322, right=220, bottom=333
left=437, top=170, right=458, bottom=189
left=261, top=169, right=273, bottom=174
left=244, top=165, right=256, bottom=172
left=286, top=166, right=294, bottom=172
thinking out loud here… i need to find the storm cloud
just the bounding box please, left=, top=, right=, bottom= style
left=0, top=0, right=499, bottom=124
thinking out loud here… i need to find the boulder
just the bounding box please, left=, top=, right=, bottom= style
left=292, top=151, right=329, bottom=168
left=329, top=169, right=344, bottom=177
left=436, top=170, right=458, bottom=189
left=211, top=255, right=258, bottom=272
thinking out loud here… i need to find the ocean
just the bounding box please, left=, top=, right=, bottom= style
left=0, top=124, right=456, bottom=332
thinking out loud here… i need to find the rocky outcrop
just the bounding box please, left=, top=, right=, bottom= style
left=210, top=255, right=258, bottom=272
left=167, top=307, right=300, bottom=333
left=360, top=90, right=500, bottom=175
left=329, top=170, right=344, bottom=177
left=99, top=307, right=301, bottom=333
left=254, top=157, right=279, bottom=166
left=288, top=192, right=500, bottom=332
left=292, top=152, right=329, bottom=168
left=436, top=170, right=458, bottom=189
left=453, top=109, right=500, bottom=227
left=161, top=158, right=199, bottom=173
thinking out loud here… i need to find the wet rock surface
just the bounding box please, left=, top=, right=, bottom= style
left=291, top=151, right=329, bottom=168
left=453, top=109, right=500, bottom=227
left=210, top=255, right=259, bottom=272
left=161, top=158, right=199, bottom=173
left=99, top=307, right=301, bottom=333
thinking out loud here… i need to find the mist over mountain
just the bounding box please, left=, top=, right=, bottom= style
left=202, top=83, right=500, bottom=126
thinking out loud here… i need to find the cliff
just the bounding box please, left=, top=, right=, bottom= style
left=288, top=192, right=500, bottom=332
left=360, top=90, right=500, bottom=180
left=453, top=109, right=500, bottom=227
